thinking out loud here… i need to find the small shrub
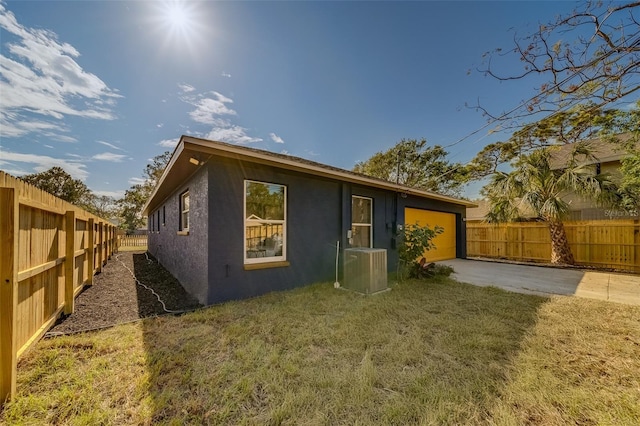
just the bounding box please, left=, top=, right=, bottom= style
left=398, top=223, right=444, bottom=280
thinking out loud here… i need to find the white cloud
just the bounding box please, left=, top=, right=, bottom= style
left=206, top=126, right=262, bottom=144
left=128, top=177, right=147, bottom=185
left=0, top=111, right=65, bottom=137
left=270, top=132, right=284, bottom=144
left=188, top=92, right=237, bottom=124
left=181, top=89, right=263, bottom=145
left=48, top=134, right=77, bottom=143
left=178, top=83, right=196, bottom=93
left=0, top=150, right=89, bottom=179
left=280, top=149, right=290, bottom=155
left=0, top=3, right=120, bottom=139
left=221, top=72, right=231, bottom=78
left=96, top=140, right=124, bottom=151
left=92, top=152, right=128, bottom=162
left=94, top=189, right=125, bottom=198
left=157, top=138, right=179, bottom=148
left=156, top=123, right=164, bottom=128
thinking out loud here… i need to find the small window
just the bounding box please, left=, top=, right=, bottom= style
left=351, top=196, right=372, bottom=248
left=162, top=206, right=166, bottom=226
left=157, top=210, right=160, bottom=232
left=244, top=181, right=286, bottom=264
left=180, top=190, right=190, bottom=231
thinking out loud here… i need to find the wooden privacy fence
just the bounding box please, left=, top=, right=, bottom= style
left=467, top=219, right=640, bottom=273
left=0, top=171, right=117, bottom=403
left=117, top=234, right=148, bottom=247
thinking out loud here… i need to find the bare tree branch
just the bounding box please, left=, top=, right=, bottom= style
left=477, top=1, right=640, bottom=123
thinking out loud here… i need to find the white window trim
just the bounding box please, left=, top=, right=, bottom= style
left=244, top=180, right=287, bottom=265
left=180, top=190, right=190, bottom=232
left=352, top=195, right=373, bottom=248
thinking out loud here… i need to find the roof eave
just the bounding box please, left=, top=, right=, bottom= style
left=143, top=135, right=477, bottom=215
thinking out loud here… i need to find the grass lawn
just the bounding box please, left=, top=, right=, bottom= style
left=2, top=276, right=639, bottom=425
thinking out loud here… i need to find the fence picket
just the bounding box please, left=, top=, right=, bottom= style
left=0, top=171, right=117, bottom=403
left=467, top=220, right=640, bottom=273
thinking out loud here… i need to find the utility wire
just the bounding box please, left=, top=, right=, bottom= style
left=442, top=31, right=640, bottom=151
left=434, top=37, right=640, bottom=183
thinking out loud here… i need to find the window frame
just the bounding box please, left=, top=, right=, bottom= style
left=179, top=190, right=190, bottom=232
left=244, top=180, right=287, bottom=265
left=351, top=195, right=373, bottom=248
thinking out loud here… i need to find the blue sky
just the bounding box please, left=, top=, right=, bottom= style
left=1, top=0, right=580, bottom=199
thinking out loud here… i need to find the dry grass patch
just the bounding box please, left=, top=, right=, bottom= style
left=2, top=276, right=639, bottom=425
left=490, top=296, right=640, bottom=425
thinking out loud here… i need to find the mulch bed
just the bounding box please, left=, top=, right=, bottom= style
left=47, top=251, right=202, bottom=336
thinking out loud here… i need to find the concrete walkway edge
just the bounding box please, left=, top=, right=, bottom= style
left=439, top=259, right=640, bottom=306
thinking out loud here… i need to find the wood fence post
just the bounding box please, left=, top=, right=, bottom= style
left=518, top=226, right=524, bottom=261
left=108, top=226, right=114, bottom=258
left=87, top=219, right=95, bottom=284
left=106, top=226, right=110, bottom=259
left=0, top=188, right=19, bottom=403
left=97, top=222, right=104, bottom=272
left=64, top=211, right=76, bottom=315
left=585, top=223, right=590, bottom=264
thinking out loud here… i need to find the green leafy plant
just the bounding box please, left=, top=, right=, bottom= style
left=398, top=223, right=444, bottom=279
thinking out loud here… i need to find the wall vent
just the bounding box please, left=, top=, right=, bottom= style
left=343, top=248, right=388, bottom=294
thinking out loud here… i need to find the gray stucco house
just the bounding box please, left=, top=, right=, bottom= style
left=143, top=136, right=475, bottom=305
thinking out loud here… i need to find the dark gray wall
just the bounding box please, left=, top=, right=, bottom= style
left=206, top=158, right=343, bottom=304
left=149, top=155, right=469, bottom=305
left=148, top=166, right=209, bottom=304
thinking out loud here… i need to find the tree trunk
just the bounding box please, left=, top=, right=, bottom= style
left=548, top=220, right=575, bottom=265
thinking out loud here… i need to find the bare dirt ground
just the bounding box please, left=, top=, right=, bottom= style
left=48, top=251, right=202, bottom=335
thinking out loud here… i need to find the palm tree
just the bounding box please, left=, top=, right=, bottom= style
left=482, top=145, right=619, bottom=264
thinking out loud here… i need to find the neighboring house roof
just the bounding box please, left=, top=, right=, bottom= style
left=549, top=133, right=636, bottom=170
left=143, top=135, right=477, bottom=215
left=466, top=199, right=538, bottom=222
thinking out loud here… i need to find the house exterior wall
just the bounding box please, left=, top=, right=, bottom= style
left=149, top=154, right=468, bottom=305
left=561, top=160, right=639, bottom=220
left=205, top=157, right=343, bottom=304
left=147, top=166, right=209, bottom=304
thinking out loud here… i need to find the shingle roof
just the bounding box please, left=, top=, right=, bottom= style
left=549, top=133, right=636, bottom=169
left=143, top=135, right=477, bottom=215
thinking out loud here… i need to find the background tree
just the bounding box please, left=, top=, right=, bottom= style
left=619, top=152, right=640, bottom=212
left=118, top=184, right=148, bottom=233
left=90, top=195, right=117, bottom=220
left=476, top=1, right=640, bottom=125
left=601, top=100, right=640, bottom=212
left=21, top=166, right=94, bottom=210
left=467, top=104, right=630, bottom=179
left=117, top=151, right=171, bottom=232
left=482, top=147, right=619, bottom=264
left=353, top=138, right=468, bottom=196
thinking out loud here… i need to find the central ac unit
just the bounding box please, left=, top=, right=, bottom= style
left=343, top=248, right=388, bottom=294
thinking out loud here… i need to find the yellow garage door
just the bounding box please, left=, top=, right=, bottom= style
left=404, top=208, right=456, bottom=261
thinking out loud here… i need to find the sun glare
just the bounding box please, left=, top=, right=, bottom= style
left=165, top=3, right=189, bottom=31
left=148, top=0, right=212, bottom=57
left=156, top=0, right=199, bottom=43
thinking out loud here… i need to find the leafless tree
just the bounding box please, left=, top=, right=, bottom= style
left=476, top=1, right=640, bottom=125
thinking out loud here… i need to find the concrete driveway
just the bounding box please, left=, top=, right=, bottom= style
left=440, top=259, right=640, bottom=306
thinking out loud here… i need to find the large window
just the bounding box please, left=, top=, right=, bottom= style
left=244, top=181, right=286, bottom=263
left=180, top=190, right=190, bottom=231
left=351, top=196, right=372, bottom=248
